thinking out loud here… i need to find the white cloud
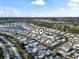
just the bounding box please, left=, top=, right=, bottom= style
left=71, top=6, right=78, bottom=10
left=68, top=0, right=79, bottom=7
left=61, top=7, right=65, bottom=11
left=49, top=9, right=79, bottom=17
left=44, top=6, right=47, bottom=9
left=67, top=0, right=79, bottom=11
left=13, top=10, right=17, bottom=13
left=0, top=11, right=4, bottom=14
left=70, top=0, right=79, bottom=3
left=0, top=10, right=47, bottom=17
left=68, top=2, right=78, bottom=7
left=31, top=0, right=45, bottom=6
left=1, top=8, right=79, bottom=17
left=0, top=10, right=6, bottom=16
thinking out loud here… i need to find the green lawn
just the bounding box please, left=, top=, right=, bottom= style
left=29, top=20, right=79, bottom=34
left=0, top=48, right=4, bottom=59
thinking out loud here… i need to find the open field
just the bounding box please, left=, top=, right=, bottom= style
left=28, top=19, right=79, bottom=34
left=0, top=48, right=3, bottom=59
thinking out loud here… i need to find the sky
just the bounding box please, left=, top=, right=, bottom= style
left=0, top=0, right=79, bottom=17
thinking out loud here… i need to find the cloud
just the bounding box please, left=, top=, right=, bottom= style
left=0, top=10, right=4, bottom=14
left=0, top=10, right=4, bottom=16
left=68, top=2, right=78, bottom=7
left=0, top=9, right=47, bottom=17
left=71, top=6, right=78, bottom=10
left=67, top=0, right=79, bottom=10
left=70, top=0, right=79, bottom=3
left=49, top=9, right=79, bottom=17
left=31, top=0, right=46, bottom=6
left=61, top=7, right=65, bottom=11
left=68, top=0, right=79, bottom=7
left=1, top=8, right=79, bottom=17
left=44, top=6, right=47, bottom=9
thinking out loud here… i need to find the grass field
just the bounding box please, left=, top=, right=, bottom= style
left=28, top=20, right=79, bottom=34
left=0, top=47, right=4, bottom=59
